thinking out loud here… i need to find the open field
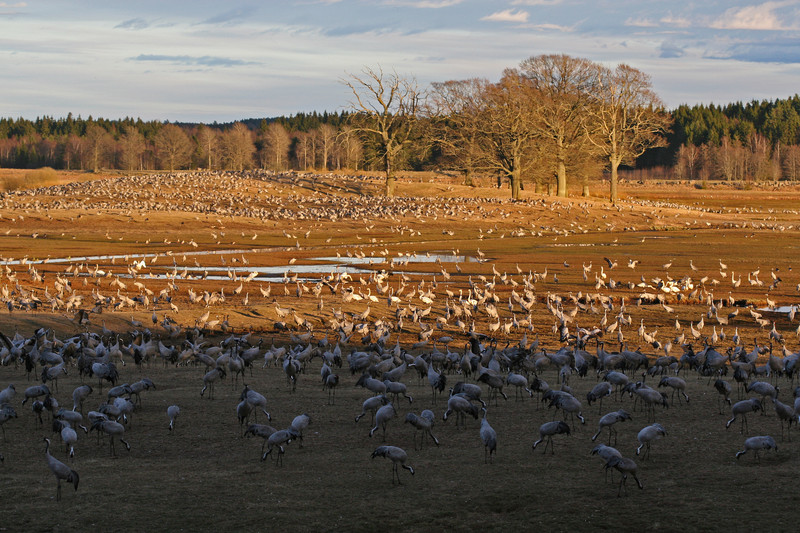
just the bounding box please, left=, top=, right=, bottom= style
left=1, top=170, right=800, bottom=531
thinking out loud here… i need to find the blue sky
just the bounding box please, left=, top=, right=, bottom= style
left=2, top=0, right=800, bottom=122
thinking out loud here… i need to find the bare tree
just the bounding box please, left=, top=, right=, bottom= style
left=343, top=66, right=422, bottom=196
left=315, top=124, right=337, bottom=171
left=155, top=124, right=192, bottom=172
left=118, top=127, right=146, bottom=171
left=428, top=78, right=488, bottom=186
left=336, top=127, right=363, bottom=170
left=64, top=134, right=84, bottom=170
left=220, top=122, right=255, bottom=171
left=675, top=143, right=702, bottom=180
left=474, top=69, right=539, bottom=200
left=782, top=144, right=800, bottom=181
left=520, top=54, right=598, bottom=197
left=84, top=123, right=113, bottom=172
left=261, top=122, right=290, bottom=171
left=295, top=131, right=313, bottom=169
left=748, top=132, right=773, bottom=181
left=585, top=64, right=670, bottom=202
left=196, top=125, right=219, bottom=169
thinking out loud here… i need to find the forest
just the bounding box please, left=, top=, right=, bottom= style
left=2, top=57, right=799, bottom=187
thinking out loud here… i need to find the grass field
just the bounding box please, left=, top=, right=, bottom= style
left=1, top=169, right=799, bottom=531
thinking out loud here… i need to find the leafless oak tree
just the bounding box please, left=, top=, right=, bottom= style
left=155, top=124, right=192, bottom=172
left=221, top=122, right=255, bottom=171
left=520, top=54, right=597, bottom=197
left=475, top=70, right=539, bottom=200
left=428, top=78, right=488, bottom=186
left=343, top=66, right=422, bottom=197
left=585, top=64, right=670, bottom=202
left=196, top=125, right=219, bottom=169
left=261, top=122, right=291, bottom=171
left=118, top=127, right=146, bottom=171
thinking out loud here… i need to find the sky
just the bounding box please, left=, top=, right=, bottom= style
left=2, top=0, right=800, bottom=123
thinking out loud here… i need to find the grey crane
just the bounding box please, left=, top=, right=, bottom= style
left=355, top=395, right=390, bottom=424
left=244, top=423, right=278, bottom=453
left=167, top=405, right=180, bottom=432
left=726, top=398, right=762, bottom=434
left=90, top=419, right=130, bottom=456
left=290, top=413, right=311, bottom=448
left=442, top=394, right=480, bottom=428
left=0, top=384, right=14, bottom=405
left=404, top=410, right=439, bottom=449
left=480, top=409, right=497, bottom=463
left=323, top=373, right=339, bottom=405
left=370, top=403, right=397, bottom=441
left=0, top=404, right=17, bottom=439
left=586, top=382, right=613, bottom=414
left=771, top=398, right=795, bottom=441
left=240, top=385, right=272, bottom=423
left=371, top=445, right=414, bottom=484
left=592, top=409, right=631, bottom=446
left=44, top=437, right=79, bottom=501
left=383, top=379, right=413, bottom=404
left=477, top=370, right=508, bottom=405
left=60, top=422, right=79, bottom=460
left=71, top=384, right=93, bottom=414
left=261, top=428, right=295, bottom=465
left=450, top=382, right=487, bottom=408
left=605, top=456, right=643, bottom=497
left=591, top=443, right=622, bottom=483
left=636, top=423, right=667, bottom=460
left=532, top=420, right=571, bottom=454
left=427, top=364, right=447, bottom=404
left=506, top=372, right=533, bottom=401
left=200, top=367, right=226, bottom=399
left=21, top=384, right=50, bottom=405
left=735, top=435, right=778, bottom=462
left=658, top=376, right=690, bottom=405
left=713, top=379, right=732, bottom=414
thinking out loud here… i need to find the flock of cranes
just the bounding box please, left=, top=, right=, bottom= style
left=1, top=170, right=800, bottom=525
left=1, top=305, right=799, bottom=501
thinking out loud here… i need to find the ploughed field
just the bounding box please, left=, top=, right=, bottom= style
left=1, top=170, right=800, bottom=531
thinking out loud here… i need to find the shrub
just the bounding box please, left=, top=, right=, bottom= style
left=26, top=166, right=59, bottom=186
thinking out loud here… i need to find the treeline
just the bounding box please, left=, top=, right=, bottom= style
left=0, top=112, right=364, bottom=173
left=2, top=87, right=800, bottom=185
left=670, top=96, right=800, bottom=181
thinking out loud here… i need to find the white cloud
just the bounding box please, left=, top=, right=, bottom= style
left=625, top=17, right=658, bottom=28
left=710, top=1, right=799, bottom=31
left=660, top=15, right=691, bottom=28
left=511, top=0, right=562, bottom=5
left=383, top=0, right=464, bottom=7
left=520, top=22, right=576, bottom=32
left=481, top=9, right=529, bottom=23
left=0, top=2, right=26, bottom=6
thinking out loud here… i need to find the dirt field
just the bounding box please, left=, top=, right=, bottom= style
left=1, top=169, right=799, bottom=531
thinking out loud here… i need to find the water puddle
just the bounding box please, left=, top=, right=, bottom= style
left=758, top=306, right=798, bottom=314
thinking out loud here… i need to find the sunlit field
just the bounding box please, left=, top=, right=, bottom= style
left=1, top=170, right=799, bottom=531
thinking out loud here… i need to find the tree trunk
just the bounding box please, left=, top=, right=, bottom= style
left=557, top=159, right=567, bottom=197
left=557, top=140, right=567, bottom=197
left=609, top=158, right=619, bottom=203
left=510, top=167, right=521, bottom=200
left=463, top=173, right=474, bottom=187
left=384, top=155, right=395, bottom=197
